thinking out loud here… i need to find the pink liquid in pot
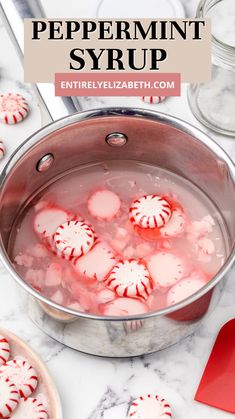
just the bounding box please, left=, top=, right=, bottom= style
left=9, top=161, right=228, bottom=316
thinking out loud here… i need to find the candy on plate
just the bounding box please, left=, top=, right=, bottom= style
left=0, top=376, right=19, bottom=417
left=0, top=358, right=38, bottom=398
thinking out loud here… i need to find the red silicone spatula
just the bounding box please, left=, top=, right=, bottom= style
left=195, top=319, right=235, bottom=413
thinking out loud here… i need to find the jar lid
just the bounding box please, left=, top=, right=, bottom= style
left=97, top=0, right=185, bottom=18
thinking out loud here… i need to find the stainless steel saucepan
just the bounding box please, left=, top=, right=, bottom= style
left=0, top=0, right=235, bottom=357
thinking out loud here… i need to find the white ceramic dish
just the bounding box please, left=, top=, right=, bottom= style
left=0, top=327, right=63, bottom=419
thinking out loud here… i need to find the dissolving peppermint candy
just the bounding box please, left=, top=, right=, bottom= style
left=33, top=206, right=71, bottom=240
left=106, top=259, right=153, bottom=299
left=142, top=96, right=166, bottom=104
left=9, top=397, right=48, bottom=419
left=0, top=335, right=10, bottom=366
left=129, top=195, right=172, bottom=229
left=146, top=251, right=188, bottom=289
left=0, top=358, right=38, bottom=398
left=103, top=297, right=148, bottom=316
left=128, top=393, right=172, bottom=419
left=160, top=208, right=186, bottom=238
left=0, top=93, right=29, bottom=124
left=167, top=271, right=208, bottom=306
left=88, top=189, right=121, bottom=220
left=53, top=220, right=95, bottom=259
left=74, top=241, right=117, bottom=281
left=0, top=376, right=19, bottom=417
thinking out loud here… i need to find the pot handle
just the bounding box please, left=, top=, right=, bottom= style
left=0, top=0, right=79, bottom=122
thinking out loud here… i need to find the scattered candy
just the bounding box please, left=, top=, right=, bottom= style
left=0, top=140, right=5, bottom=160
left=128, top=393, right=172, bottom=418
left=74, top=241, right=116, bottom=281
left=141, top=96, right=166, bottom=104
left=9, top=397, right=48, bottom=419
left=0, top=359, right=38, bottom=398
left=104, top=297, right=148, bottom=316
left=106, top=259, right=152, bottom=299
left=88, top=189, right=121, bottom=220
left=160, top=208, right=186, bottom=238
left=129, top=195, right=171, bottom=229
left=33, top=207, right=71, bottom=239
left=0, top=93, right=29, bottom=124
left=147, top=251, right=188, bottom=289
left=0, top=336, right=10, bottom=366
left=167, top=271, right=208, bottom=306
left=0, top=376, right=19, bottom=417
left=53, top=220, right=95, bottom=259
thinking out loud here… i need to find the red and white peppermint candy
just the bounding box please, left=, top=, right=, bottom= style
left=0, top=377, right=18, bottom=416
left=167, top=271, right=208, bottom=306
left=74, top=241, right=116, bottom=281
left=147, top=251, right=188, bottom=289
left=0, top=359, right=38, bottom=398
left=0, top=376, right=19, bottom=417
left=9, top=397, right=48, bottom=419
left=0, top=336, right=10, bottom=366
left=142, top=96, right=166, bottom=104
left=53, top=220, right=95, bottom=259
left=106, top=259, right=152, bottom=299
left=104, top=297, right=148, bottom=316
left=88, top=189, right=121, bottom=220
left=160, top=208, right=186, bottom=238
left=0, top=141, right=5, bottom=160
left=130, top=195, right=171, bottom=229
left=0, top=93, right=29, bottom=124
left=33, top=207, right=71, bottom=239
left=128, top=393, right=172, bottom=419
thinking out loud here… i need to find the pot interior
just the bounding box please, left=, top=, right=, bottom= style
left=0, top=109, right=235, bottom=318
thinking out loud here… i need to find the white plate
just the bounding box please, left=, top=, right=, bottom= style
left=97, top=0, right=185, bottom=18
left=0, top=327, right=63, bottom=419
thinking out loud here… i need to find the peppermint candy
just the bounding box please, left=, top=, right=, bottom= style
left=0, top=376, right=19, bottom=417
left=160, top=208, right=186, bottom=238
left=128, top=393, right=172, bottom=418
left=0, top=336, right=10, bottom=366
left=147, top=251, right=188, bottom=289
left=106, top=259, right=152, bottom=299
left=0, top=359, right=38, bottom=398
left=129, top=195, right=171, bottom=229
left=33, top=207, right=71, bottom=239
left=104, top=297, right=148, bottom=316
left=88, top=189, right=121, bottom=220
left=74, top=241, right=116, bottom=281
left=0, top=93, right=29, bottom=124
left=53, top=220, right=95, bottom=259
left=142, top=96, right=166, bottom=104
left=9, top=397, right=48, bottom=419
left=167, top=271, right=208, bottom=306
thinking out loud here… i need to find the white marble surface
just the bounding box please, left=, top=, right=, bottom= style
left=1, top=1, right=235, bottom=418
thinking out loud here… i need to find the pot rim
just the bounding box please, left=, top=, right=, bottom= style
left=0, top=107, right=235, bottom=321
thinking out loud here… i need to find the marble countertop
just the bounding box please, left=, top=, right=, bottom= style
left=1, top=1, right=235, bottom=418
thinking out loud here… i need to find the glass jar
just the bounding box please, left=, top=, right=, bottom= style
left=188, top=0, right=235, bottom=136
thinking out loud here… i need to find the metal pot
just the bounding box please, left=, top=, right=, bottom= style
left=1, top=0, right=235, bottom=357
left=0, top=107, right=235, bottom=357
